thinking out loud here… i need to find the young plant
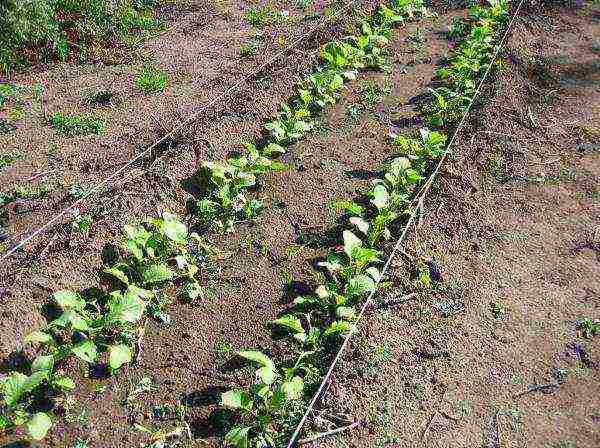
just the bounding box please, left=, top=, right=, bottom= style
left=136, top=66, right=168, bottom=94
left=50, top=113, right=105, bottom=137
left=0, top=354, right=75, bottom=440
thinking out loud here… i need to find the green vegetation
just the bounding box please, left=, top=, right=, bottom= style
left=0, top=149, right=24, bottom=169
left=0, top=213, right=204, bottom=440
left=135, top=65, right=169, bottom=93
left=50, top=113, right=106, bottom=137
left=0, top=0, right=164, bottom=74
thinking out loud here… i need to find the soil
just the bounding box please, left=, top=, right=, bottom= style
left=0, top=2, right=476, bottom=447
left=307, top=3, right=600, bottom=448
left=1, top=1, right=598, bottom=448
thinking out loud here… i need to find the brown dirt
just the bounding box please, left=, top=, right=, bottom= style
left=0, top=2, right=472, bottom=448
left=308, top=4, right=600, bottom=448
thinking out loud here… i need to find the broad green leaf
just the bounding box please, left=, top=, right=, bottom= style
left=27, top=412, right=52, bottom=441
left=225, top=426, right=251, bottom=448
left=104, top=267, right=130, bottom=285
left=343, top=230, right=363, bottom=260
left=141, top=263, right=174, bottom=285
left=237, top=350, right=275, bottom=369
left=23, top=371, right=48, bottom=395
left=161, top=213, right=187, bottom=244
left=53, top=291, right=85, bottom=311
left=366, top=266, right=381, bottom=282
left=372, top=184, right=389, bottom=209
left=71, top=341, right=98, bottom=364
left=346, top=275, right=376, bottom=297
left=221, top=390, right=253, bottom=411
left=25, top=331, right=53, bottom=344
left=53, top=375, right=75, bottom=391
left=257, top=365, right=277, bottom=385
left=2, top=372, right=27, bottom=407
left=336, top=306, right=356, bottom=320
left=109, top=344, right=132, bottom=370
left=281, top=376, right=304, bottom=400
left=324, top=321, right=352, bottom=336
left=31, top=355, right=54, bottom=374
left=272, top=315, right=304, bottom=334
left=107, top=288, right=146, bottom=324
left=64, top=310, right=90, bottom=332
left=349, top=216, right=369, bottom=235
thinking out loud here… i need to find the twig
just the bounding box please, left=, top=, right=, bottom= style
left=420, top=411, right=437, bottom=442
left=512, top=381, right=560, bottom=399
left=378, top=292, right=419, bottom=308
left=26, top=169, right=60, bottom=182
left=297, top=420, right=361, bottom=445
left=38, top=233, right=60, bottom=259
left=133, top=319, right=148, bottom=365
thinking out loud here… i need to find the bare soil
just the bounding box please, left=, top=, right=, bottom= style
left=309, top=4, right=600, bottom=448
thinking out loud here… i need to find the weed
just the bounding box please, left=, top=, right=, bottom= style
left=240, top=40, right=260, bottom=58
left=136, top=66, right=169, bottom=94
left=0, top=149, right=24, bottom=169
left=86, top=88, right=114, bottom=106
left=579, top=318, right=600, bottom=339
left=72, top=212, right=93, bottom=234
left=50, top=113, right=106, bottom=137
left=15, top=183, right=51, bottom=200
left=244, top=7, right=280, bottom=27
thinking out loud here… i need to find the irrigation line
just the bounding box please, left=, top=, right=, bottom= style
left=0, top=0, right=364, bottom=262
left=285, top=2, right=525, bottom=446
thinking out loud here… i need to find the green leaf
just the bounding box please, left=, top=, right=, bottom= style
left=23, top=371, right=48, bottom=395
left=372, top=184, right=389, bottom=209
left=160, top=212, right=188, bottom=244
left=0, top=414, right=12, bottom=430
left=221, top=390, right=253, bottom=411
left=2, top=372, right=27, bottom=407
left=237, top=350, right=275, bottom=369
left=281, top=376, right=304, bottom=400
left=141, top=263, right=175, bottom=285
left=104, top=267, right=130, bottom=285
left=31, top=355, right=54, bottom=374
left=343, top=230, right=363, bottom=260
left=257, top=365, right=277, bottom=385
left=107, top=288, right=146, bottom=324
left=53, top=375, right=75, bottom=391
left=27, top=412, right=52, bottom=440
left=53, top=291, right=85, bottom=311
left=346, top=275, right=376, bottom=297
left=25, top=331, right=53, bottom=344
left=324, top=321, right=352, bottom=336
left=271, top=315, right=304, bottom=334
left=109, top=344, right=132, bottom=370
left=225, top=426, right=251, bottom=448
left=336, top=306, right=356, bottom=320
left=71, top=341, right=98, bottom=364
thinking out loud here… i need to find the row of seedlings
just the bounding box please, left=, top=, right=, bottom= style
left=218, top=1, right=512, bottom=447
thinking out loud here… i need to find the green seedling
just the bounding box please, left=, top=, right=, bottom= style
left=0, top=149, right=24, bottom=169
left=50, top=113, right=105, bottom=137
left=580, top=318, right=600, bottom=339
left=0, top=354, right=75, bottom=440
left=136, top=66, right=168, bottom=94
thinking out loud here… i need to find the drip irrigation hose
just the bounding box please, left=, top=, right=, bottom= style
left=285, top=1, right=526, bottom=446
left=0, top=0, right=366, bottom=262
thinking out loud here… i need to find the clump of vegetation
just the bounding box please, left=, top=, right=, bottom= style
left=0, top=213, right=204, bottom=441
left=0, top=149, right=24, bottom=169
left=135, top=66, right=169, bottom=93
left=244, top=6, right=283, bottom=27
left=0, top=0, right=164, bottom=74
left=240, top=40, right=260, bottom=58
left=50, top=113, right=106, bottom=137
left=580, top=318, right=600, bottom=339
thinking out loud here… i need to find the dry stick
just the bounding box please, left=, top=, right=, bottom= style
left=297, top=420, right=362, bottom=446
left=512, top=381, right=560, bottom=399
left=420, top=411, right=438, bottom=443
left=285, top=3, right=526, bottom=447
left=0, top=0, right=364, bottom=262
